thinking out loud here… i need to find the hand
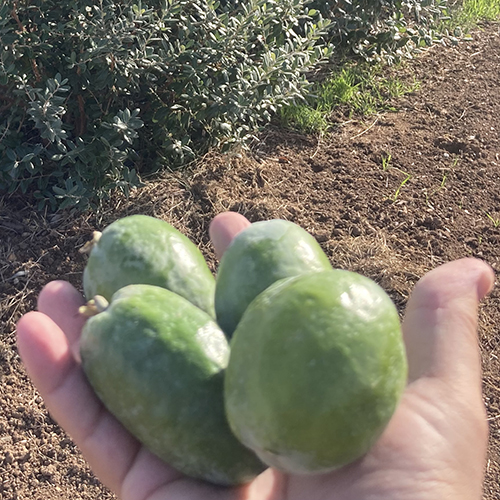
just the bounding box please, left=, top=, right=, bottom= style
left=17, top=212, right=494, bottom=500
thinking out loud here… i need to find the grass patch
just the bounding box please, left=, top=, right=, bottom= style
left=279, top=106, right=329, bottom=134
left=453, top=0, right=500, bottom=27
left=279, top=64, right=420, bottom=134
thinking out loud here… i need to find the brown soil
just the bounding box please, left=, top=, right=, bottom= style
left=1, top=22, right=500, bottom=500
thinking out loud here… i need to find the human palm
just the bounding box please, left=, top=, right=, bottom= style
left=17, top=212, right=493, bottom=500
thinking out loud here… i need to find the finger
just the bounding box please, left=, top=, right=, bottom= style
left=16, top=312, right=180, bottom=495
left=209, top=212, right=251, bottom=259
left=402, top=257, right=494, bottom=385
left=38, top=280, right=86, bottom=362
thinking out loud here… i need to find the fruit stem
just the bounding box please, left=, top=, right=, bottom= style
left=79, top=231, right=102, bottom=254
left=79, top=295, right=109, bottom=317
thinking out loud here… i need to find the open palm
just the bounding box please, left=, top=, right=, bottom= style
left=17, top=212, right=493, bottom=500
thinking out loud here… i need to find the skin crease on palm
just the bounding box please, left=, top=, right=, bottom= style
left=16, top=211, right=495, bottom=500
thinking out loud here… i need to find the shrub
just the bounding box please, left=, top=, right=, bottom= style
left=0, top=0, right=332, bottom=210
left=0, top=0, right=461, bottom=210
left=310, top=0, right=455, bottom=64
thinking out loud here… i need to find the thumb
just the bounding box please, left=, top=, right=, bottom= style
left=402, top=257, right=494, bottom=385
left=209, top=212, right=251, bottom=259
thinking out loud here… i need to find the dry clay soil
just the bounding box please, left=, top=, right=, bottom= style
left=1, top=22, right=500, bottom=500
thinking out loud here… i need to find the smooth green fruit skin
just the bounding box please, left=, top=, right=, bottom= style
left=80, top=285, right=266, bottom=485
left=83, top=215, right=215, bottom=317
left=225, top=270, right=407, bottom=474
left=215, top=219, right=332, bottom=337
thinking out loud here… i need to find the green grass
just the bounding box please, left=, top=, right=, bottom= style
left=279, top=105, right=329, bottom=134
left=453, top=0, right=500, bottom=27
left=379, top=156, right=411, bottom=203
left=279, top=64, right=420, bottom=134
left=381, top=154, right=392, bottom=171
left=485, top=212, right=500, bottom=227
left=391, top=171, right=411, bottom=202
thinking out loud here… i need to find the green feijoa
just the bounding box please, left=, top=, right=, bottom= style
left=82, top=215, right=215, bottom=317
left=80, top=284, right=266, bottom=486
left=225, top=270, right=407, bottom=474
left=215, top=219, right=332, bottom=337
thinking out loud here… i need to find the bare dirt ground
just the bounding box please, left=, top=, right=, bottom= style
left=1, top=21, right=500, bottom=500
